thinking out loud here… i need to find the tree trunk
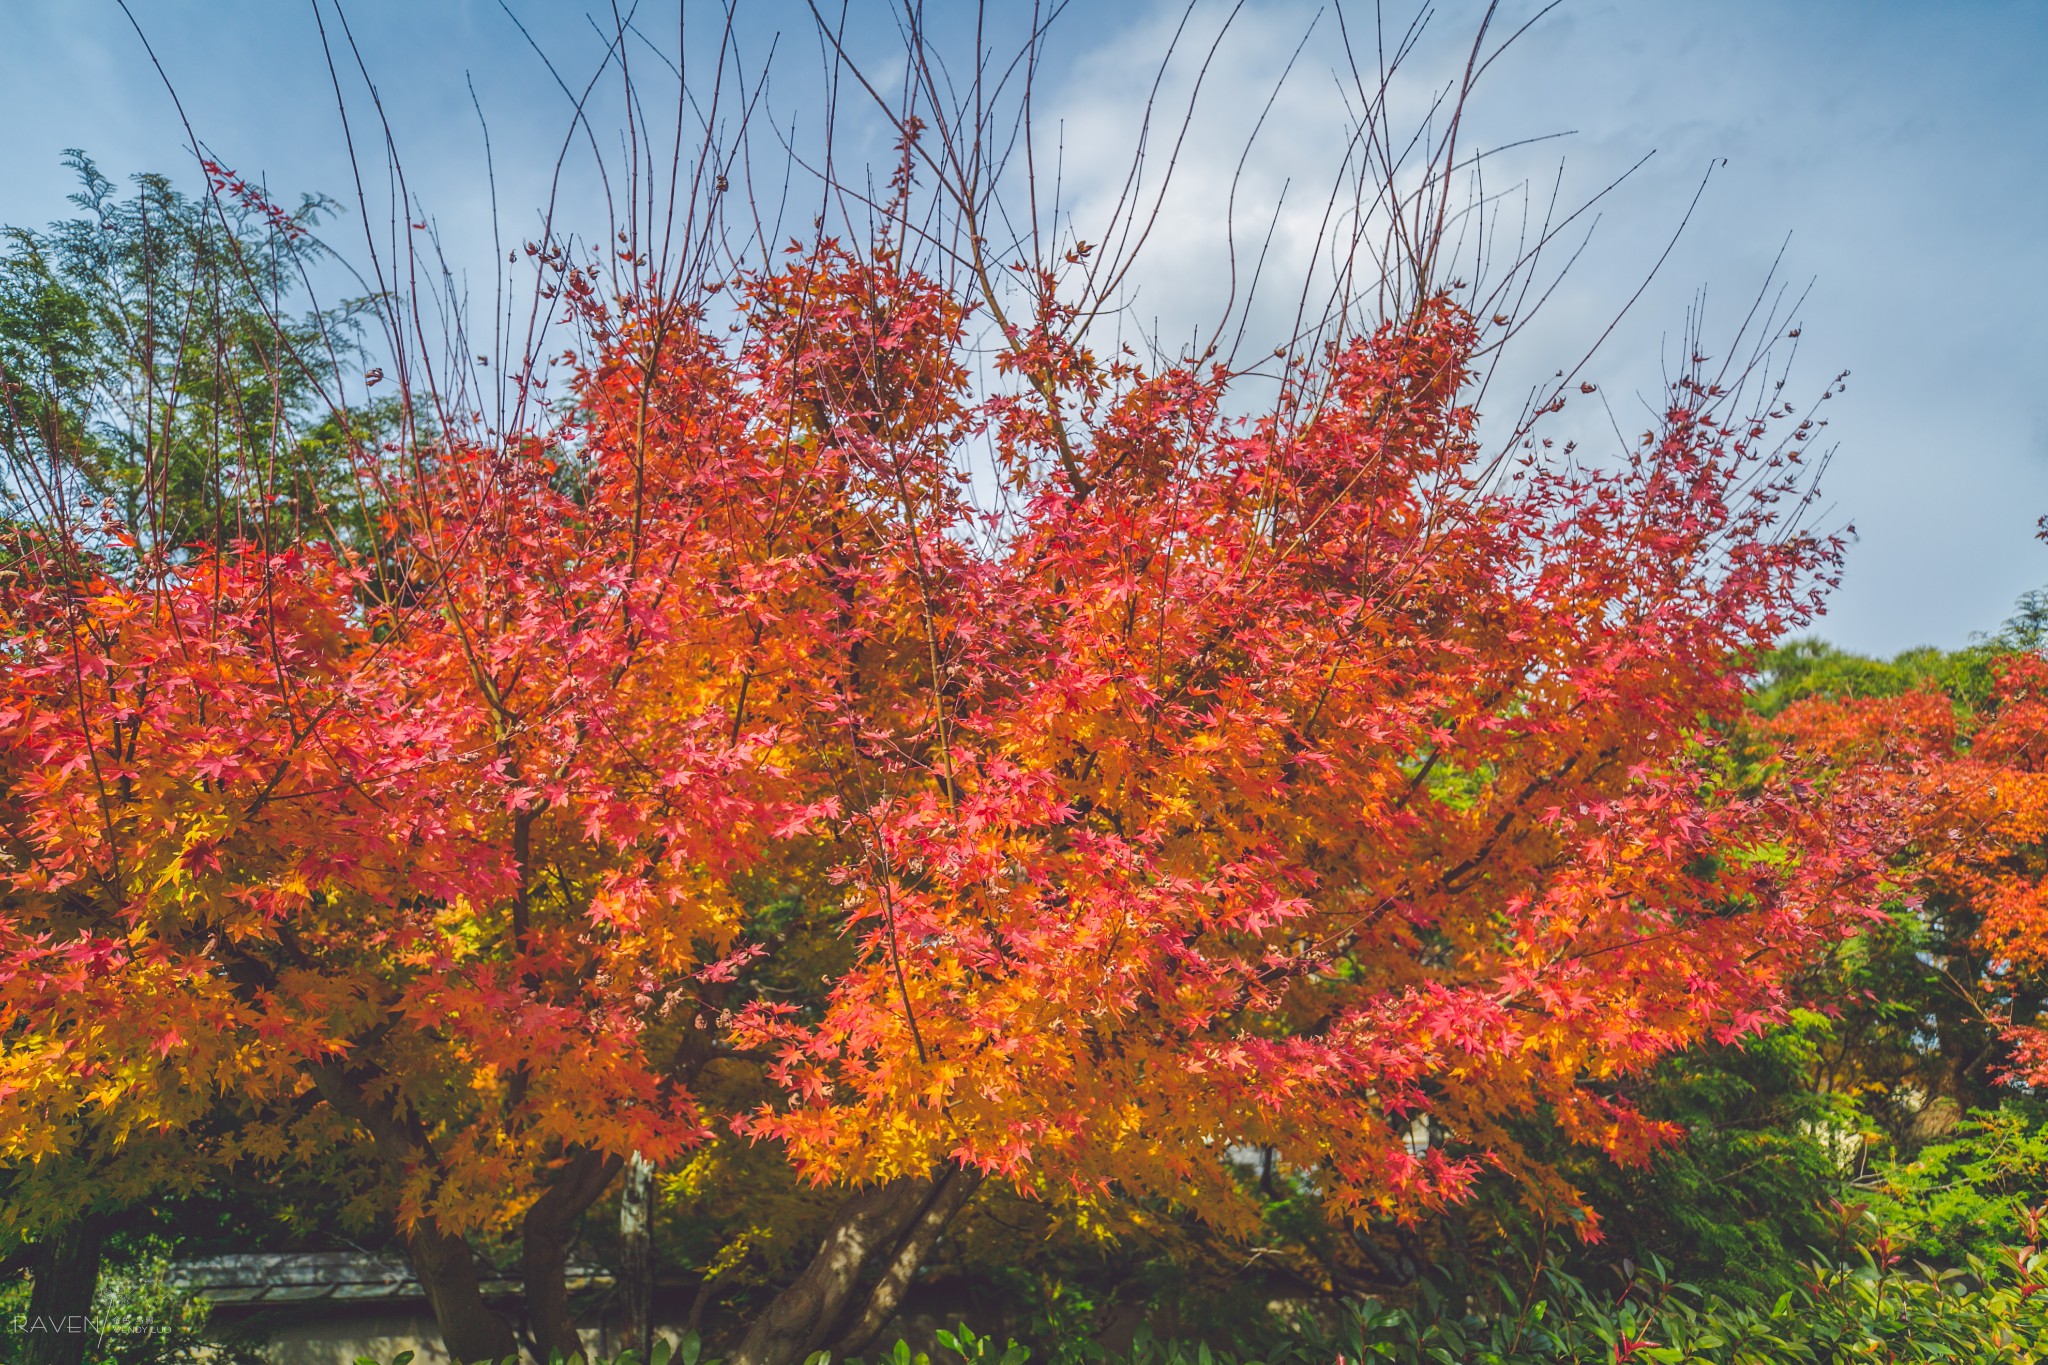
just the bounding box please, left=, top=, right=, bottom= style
left=301, top=1055, right=518, bottom=1362
left=620, top=1151, right=655, bottom=1362
left=407, top=1222, right=520, bottom=1364
left=833, top=1165, right=982, bottom=1354
left=521, top=1147, right=625, bottom=1362
left=729, top=1165, right=981, bottom=1365
left=728, top=1178, right=931, bottom=1365
left=25, top=1217, right=103, bottom=1365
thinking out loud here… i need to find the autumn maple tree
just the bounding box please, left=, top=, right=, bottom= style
left=0, top=10, right=1892, bottom=1365
left=1764, top=645, right=2048, bottom=1111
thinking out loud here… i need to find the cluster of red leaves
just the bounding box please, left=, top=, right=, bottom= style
left=0, top=245, right=1874, bottom=1242
left=198, top=158, right=310, bottom=242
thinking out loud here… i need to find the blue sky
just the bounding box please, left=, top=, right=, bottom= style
left=3, top=1, right=2045, bottom=659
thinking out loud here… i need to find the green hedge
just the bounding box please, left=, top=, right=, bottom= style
left=362, top=1240, right=2048, bottom=1365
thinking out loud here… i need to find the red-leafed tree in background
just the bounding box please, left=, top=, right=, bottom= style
left=1765, top=646, right=2048, bottom=1108
left=0, top=7, right=1885, bottom=1362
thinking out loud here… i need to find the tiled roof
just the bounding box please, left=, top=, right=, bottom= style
left=168, top=1253, right=612, bottom=1305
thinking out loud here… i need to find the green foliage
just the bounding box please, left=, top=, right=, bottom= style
left=934, top=1325, right=1032, bottom=1365
left=1798, top=904, right=2005, bottom=1146
left=1748, top=638, right=2002, bottom=718
left=1871, top=1099, right=2048, bottom=1265
left=0, top=1238, right=266, bottom=1365
left=1009, top=1274, right=1104, bottom=1365
left=1554, top=1016, right=1854, bottom=1303
left=352, top=1235, right=2048, bottom=1364
left=0, top=151, right=384, bottom=565
left=1751, top=585, right=2046, bottom=720
left=1983, top=586, right=2048, bottom=654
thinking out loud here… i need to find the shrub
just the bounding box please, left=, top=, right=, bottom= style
left=1870, top=1100, right=2048, bottom=1265
left=354, top=1227, right=2048, bottom=1365
left=1, top=1239, right=265, bottom=1365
